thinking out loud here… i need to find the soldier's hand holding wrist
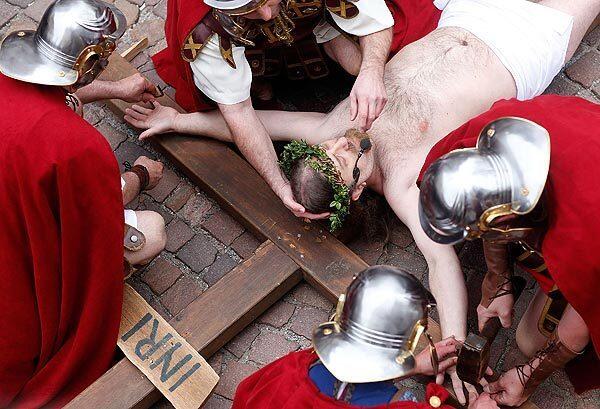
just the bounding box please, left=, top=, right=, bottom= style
left=484, top=367, right=527, bottom=407
left=477, top=294, right=514, bottom=332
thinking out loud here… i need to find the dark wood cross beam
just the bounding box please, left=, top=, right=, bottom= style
left=67, top=54, right=537, bottom=409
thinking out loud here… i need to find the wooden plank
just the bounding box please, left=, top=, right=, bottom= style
left=121, top=38, right=148, bottom=62
left=66, top=242, right=302, bottom=409
left=118, top=284, right=219, bottom=409
left=93, top=55, right=538, bottom=409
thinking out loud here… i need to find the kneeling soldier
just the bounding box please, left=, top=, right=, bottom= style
left=419, top=95, right=600, bottom=406
left=232, top=265, right=497, bottom=408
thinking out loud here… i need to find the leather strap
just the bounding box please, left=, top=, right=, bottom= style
left=518, top=330, right=582, bottom=397
left=480, top=241, right=513, bottom=307
left=129, top=165, right=150, bottom=191
left=124, top=223, right=146, bottom=252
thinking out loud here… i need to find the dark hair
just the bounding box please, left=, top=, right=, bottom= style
left=289, top=158, right=335, bottom=214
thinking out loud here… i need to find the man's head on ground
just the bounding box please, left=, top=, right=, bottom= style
left=204, top=0, right=282, bottom=21
left=281, top=130, right=375, bottom=230
left=0, top=0, right=126, bottom=90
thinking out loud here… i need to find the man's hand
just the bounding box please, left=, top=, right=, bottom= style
left=468, top=391, right=499, bottom=409
left=413, top=337, right=459, bottom=376
left=275, top=181, right=330, bottom=220
left=350, top=66, right=387, bottom=132
left=477, top=293, right=514, bottom=332
left=125, top=101, right=179, bottom=140
left=115, top=73, right=158, bottom=103
left=133, top=156, right=164, bottom=190
left=485, top=367, right=528, bottom=407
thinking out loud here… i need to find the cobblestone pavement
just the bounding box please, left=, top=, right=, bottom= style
left=2, top=1, right=599, bottom=408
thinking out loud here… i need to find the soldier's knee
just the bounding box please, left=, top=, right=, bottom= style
left=145, top=211, right=167, bottom=254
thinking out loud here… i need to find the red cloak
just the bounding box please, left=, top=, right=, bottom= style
left=418, top=95, right=600, bottom=393
left=232, top=349, right=452, bottom=409
left=152, top=0, right=441, bottom=112
left=0, top=73, right=124, bottom=407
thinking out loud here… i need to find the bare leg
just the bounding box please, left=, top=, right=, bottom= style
left=323, top=35, right=362, bottom=76
left=516, top=288, right=551, bottom=357
left=539, top=0, right=600, bottom=60
left=125, top=210, right=167, bottom=266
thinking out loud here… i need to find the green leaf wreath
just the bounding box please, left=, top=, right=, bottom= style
left=279, top=140, right=350, bottom=231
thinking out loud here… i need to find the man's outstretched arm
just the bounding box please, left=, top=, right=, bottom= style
left=385, top=183, right=472, bottom=405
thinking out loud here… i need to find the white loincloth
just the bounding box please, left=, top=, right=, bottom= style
left=436, top=0, right=573, bottom=100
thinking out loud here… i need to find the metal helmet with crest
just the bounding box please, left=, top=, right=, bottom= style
left=312, top=265, right=438, bottom=383
left=0, top=0, right=126, bottom=88
left=418, top=117, right=551, bottom=245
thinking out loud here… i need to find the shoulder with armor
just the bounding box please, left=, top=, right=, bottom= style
left=325, top=0, right=359, bottom=19
left=181, top=10, right=238, bottom=68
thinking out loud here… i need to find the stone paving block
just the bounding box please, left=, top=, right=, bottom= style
left=141, top=256, right=181, bottom=295
left=215, top=360, right=258, bottom=400
left=225, top=324, right=260, bottom=359
left=204, top=253, right=239, bottom=286
left=6, top=0, right=31, bottom=8
left=566, top=51, right=600, bottom=88
left=289, top=282, right=332, bottom=310
left=231, top=231, right=261, bottom=259
left=531, top=379, right=567, bottom=408
left=164, top=219, right=194, bottom=252
left=208, top=351, right=224, bottom=376
left=114, top=0, right=138, bottom=27
left=379, top=248, right=428, bottom=280
left=179, top=193, right=213, bottom=227
left=130, top=50, right=150, bottom=70
left=389, top=221, right=413, bottom=248
left=347, top=238, right=385, bottom=265
left=203, top=395, right=232, bottom=409
left=139, top=67, right=167, bottom=90
left=97, top=120, right=128, bottom=150
left=248, top=330, right=299, bottom=365
left=147, top=168, right=179, bottom=202
left=584, top=25, right=600, bottom=47
left=2, top=14, right=35, bottom=36
left=289, top=306, right=329, bottom=339
left=129, top=18, right=164, bottom=47
left=0, top=3, right=19, bottom=28
left=165, top=182, right=194, bottom=212
left=259, top=301, right=295, bottom=328
left=202, top=209, right=245, bottom=245
left=544, top=75, right=582, bottom=96
left=160, top=275, right=203, bottom=315
left=577, top=89, right=600, bottom=104
left=593, top=82, right=600, bottom=98
left=114, top=140, right=155, bottom=172
left=83, top=103, right=105, bottom=126
left=140, top=199, right=174, bottom=224
left=23, top=0, right=52, bottom=21
left=153, top=0, right=166, bottom=19
left=177, top=235, right=218, bottom=272
left=128, top=278, right=170, bottom=318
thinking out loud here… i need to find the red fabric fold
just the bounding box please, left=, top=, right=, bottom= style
left=232, top=349, right=453, bottom=409
left=152, top=0, right=441, bottom=112
left=418, top=95, right=600, bottom=393
left=0, top=73, right=124, bottom=407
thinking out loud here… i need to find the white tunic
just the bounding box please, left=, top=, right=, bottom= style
left=190, top=0, right=394, bottom=105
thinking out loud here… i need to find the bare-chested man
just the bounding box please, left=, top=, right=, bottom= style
left=124, top=0, right=599, bottom=402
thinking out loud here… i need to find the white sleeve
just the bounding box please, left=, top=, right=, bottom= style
left=121, top=176, right=125, bottom=191
left=189, top=34, right=252, bottom=105
left=326, top=0, right=394, bottom=37
left=433, top=0, right=450, bottom=10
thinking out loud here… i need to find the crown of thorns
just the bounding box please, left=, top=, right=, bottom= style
left=279, top=140, right=350, bottom=231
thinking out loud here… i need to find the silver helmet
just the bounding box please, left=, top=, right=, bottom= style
left=0, top=0, right=126, bottom=88
left=312, top=265, right=436, bottom=383
left=204, top=0, right=270, bottom=15
left=419, top=117, right=550, bottom=245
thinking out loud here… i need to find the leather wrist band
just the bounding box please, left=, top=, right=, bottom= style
left=129, top=165, right=150, bottom=191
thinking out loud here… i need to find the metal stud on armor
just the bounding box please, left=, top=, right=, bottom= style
left=0, top=0, right=126, bottom=88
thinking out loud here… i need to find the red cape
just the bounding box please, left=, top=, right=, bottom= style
left=0, top=74, right=124, bottom=407
left=418, top=95, right=600, bottom=393
left=152, top=0, right=441, bottom=112
left=232, top=349, right=452, bottom=409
